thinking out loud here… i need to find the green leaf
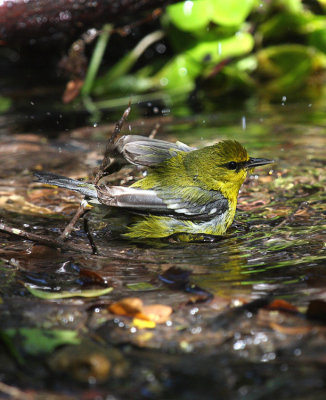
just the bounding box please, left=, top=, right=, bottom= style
left=81, top=24, right=112, bottom=97
left=167, top=0, right=211, bottom=32
left=26, top=285, right=113, bottom=299
left=167, top=0, right=255, bottom=30
left=2, top=328, right=80, bottom=356
left=154, top=32, right=254, bottom=90
left=256, top=44, right=326, bottom=93
left=274, top=0, right=303, bottom=14
left=93, top=31, right=164, bottom=96
left=211, top=0, right=255, bottom=26
left=309, top=28, right=326, bottom=53
left=126, top=282, right=157, bottom=291
left=0, top=96, right=12, bottom=113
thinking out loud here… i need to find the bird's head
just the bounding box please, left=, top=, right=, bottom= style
left=185, top=140, right=273, bottom=200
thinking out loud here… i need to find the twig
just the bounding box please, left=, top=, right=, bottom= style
left=272, top=201, right=310, bottom=231
left=94, top=103, right=131, bottom=185
left=59, top=104, right=131, bottom=245
left=83, top=217, right=98, bottom=255
left=0, top=221, right=73, bottom=251
left=149, top=122, right=161, bottom=139
left=60, top=199, right=89, bottom=240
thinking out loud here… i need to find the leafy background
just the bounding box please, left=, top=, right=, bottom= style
left=80, top=0, right=326, bottom=117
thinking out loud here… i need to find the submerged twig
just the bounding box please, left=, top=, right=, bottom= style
left=83, top=217, right=98, bottom=255
left=272, top=201, right=310, bottom=231
left=0, top=221, right=73, bottom=251
left=60, top=199, right=89, bottom=240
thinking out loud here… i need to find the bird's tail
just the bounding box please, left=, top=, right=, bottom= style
left=34, top=172, right=97, bottom=199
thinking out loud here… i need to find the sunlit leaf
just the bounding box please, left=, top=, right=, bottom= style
left=167, top=0, right=211, bottom=31
left=274, top=0, right=303, bottom=13
left=211, top=0, right=255, bottom=26
left=141, top=304, right=172, bottom=323
left=26, top=285, right=113, bottom=299
left=167, top=0, right=254, bottom=30
left=132, top=318, right=156, bottom=329
left=154, top=33, right=254, bottom=90
left=109, top=297, right=172, bottom=324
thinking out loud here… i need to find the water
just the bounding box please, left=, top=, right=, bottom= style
left=0, top=101, right=326, bottom=399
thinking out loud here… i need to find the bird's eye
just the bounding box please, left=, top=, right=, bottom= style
left=227, top=161, right=237, bottom=170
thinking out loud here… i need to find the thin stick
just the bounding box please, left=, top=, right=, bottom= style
left=0, top=221, right=72, bottom=251
left=272, top=202, right=309, bottom=231
left=149, top=122, right=161, bottom=139
left=60, top=199, right=89, bottom=240
left=60, top=104, right=131, bottom=243
left=83, top=217, right=98, bottom=255
left=94, top=103, right=131, bottom=185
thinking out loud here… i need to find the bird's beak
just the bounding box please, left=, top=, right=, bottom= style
left=245, top=157, right=274, bottom=169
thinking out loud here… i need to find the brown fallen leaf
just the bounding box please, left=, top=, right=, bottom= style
left=109, top=297, right=143, bottom=317
left=109, top=297, right=172, bottom=324
left=265, top=299, right=298, bottom=313
left=269, top=322, right=314, bottom=335
left=141, top=304, right=172, bottom=324
left=62, top=79, right=84, bottom=103
left=79, top=267, right=109, bottom=287
left=0, top=194, right=55, bottom=215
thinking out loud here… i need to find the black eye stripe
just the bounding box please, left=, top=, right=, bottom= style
left=227, top=161, right=237, bottom=170
left=220, top=161, right=248, bottom=171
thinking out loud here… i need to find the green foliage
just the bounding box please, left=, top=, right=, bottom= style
left=167, top=0, right=255, bottom=29
left=83, top=0, right=326, bottom=110
left=1, top=328, right=80, bottom=357
left=0, top=96, right=12, bottom=113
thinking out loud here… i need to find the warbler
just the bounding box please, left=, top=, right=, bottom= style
left=35, top=135, right=273, bottom=240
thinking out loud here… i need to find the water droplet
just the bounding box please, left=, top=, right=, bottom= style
left=59, top=10, right=72, bottom=21
left=218, top=42, right=222, bottom=56
left=156, top=43, right=166, bottom=54
left=242, top=115, right=246, bottom=130
left=160, top=77, right=168, bottom=86
left=183, top=1, right=194, bottom=16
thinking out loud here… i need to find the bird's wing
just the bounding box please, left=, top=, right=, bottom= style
left=96, top=184, right=228, bottom=218
left=115, top=135, right=195, bottom=166
left=96, top=185, right=168, bottom=211
left=155, top=186, right=229, bottom=217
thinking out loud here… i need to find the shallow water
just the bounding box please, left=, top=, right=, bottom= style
left=0, top=101, right=326, bottom=399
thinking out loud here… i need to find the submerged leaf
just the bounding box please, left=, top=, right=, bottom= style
left=132, top=318, right=156, bottom=329
left=109, top=297, right=172, bottom=324
left=26, top=285, right=113, bottom=299
left=2, top=328, right=80, bottom=356
left=141, top=304, right=172, bottom=323
left=126, top=282, right=157, bottom=291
